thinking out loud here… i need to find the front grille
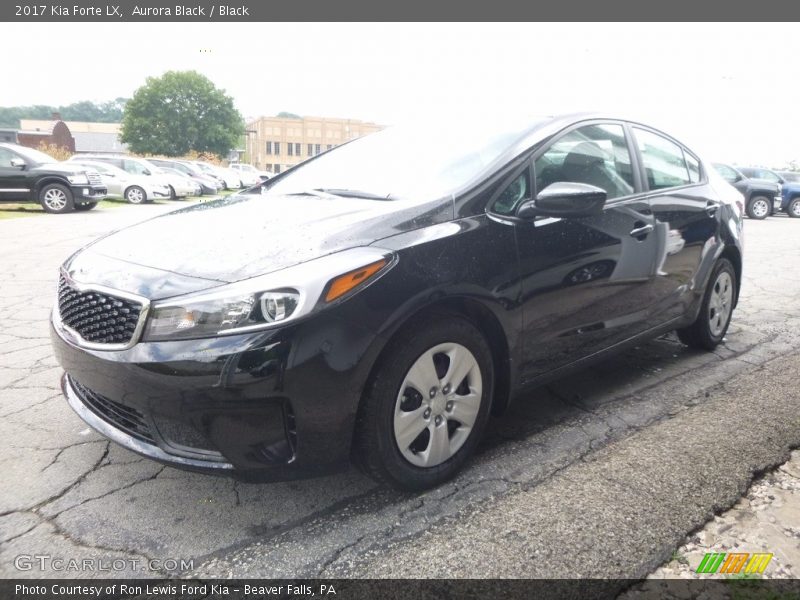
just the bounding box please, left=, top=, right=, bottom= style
left=87, top=172, right=102, bottom=186
left=58, top=275, right=142, bottom=345
left=71, top=377, right=155, bottom=445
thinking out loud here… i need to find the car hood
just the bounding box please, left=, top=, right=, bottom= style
left=69, top=192, right=452, bottom=299
left=36, top=162, right=89, bottom=175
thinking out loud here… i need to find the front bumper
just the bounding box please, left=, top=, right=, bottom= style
left=70, top=185, right=107, bottom=200
left=50, top=306, right=381, bottom=481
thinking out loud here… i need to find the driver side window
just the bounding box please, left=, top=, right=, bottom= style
left=535, top=124, right=634, bottom=201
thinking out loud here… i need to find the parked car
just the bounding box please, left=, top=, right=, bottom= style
left=711, top=163, right=781, bottom=219
left=51, top=114, right=743, bottom=490
left=228, top=162, right=261, bottom=187
left=152, top=167, right=202, bottom=198
left=69, top=160, right=169, bottom=205
left=192, top=161, right=242, bottom=190
left=146, top=158, right=223, bottom=195
left=738, top=166, right=800, bottom=219
left=0, top=143, right=106, bottom=213
left=67, top=155, right=170, bottom=203
left=777, top=171, right=800, bottom=184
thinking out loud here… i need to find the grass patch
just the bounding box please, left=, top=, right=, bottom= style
left=0, top=191, right=235, bottom=221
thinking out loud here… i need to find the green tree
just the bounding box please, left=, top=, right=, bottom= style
left=0, top=98, right=128, bottom=128
left=120, top=71, right=243, bottom=157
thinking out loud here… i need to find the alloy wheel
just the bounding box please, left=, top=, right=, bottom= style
left=43, top=188, right=68, bottom=211
left=393, top=342, right=482, bottom=468
left=751, top=199, right=769, bottom=218
left=708, top=271, right=733, bottom=337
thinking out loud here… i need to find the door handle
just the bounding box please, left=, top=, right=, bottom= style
left=629, top=223, right=654, bottom=239
left=705, top=202, right=719, bottom=216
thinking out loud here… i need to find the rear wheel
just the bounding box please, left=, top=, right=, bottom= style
left=354, top=314, right=493, bottom=490
left=124, top=186, right=147, bottom=204
left=788, top=197, right=800, bottom=218
left=677, top=258, right=736, bottom=351
left=746, top=196, right=770, bottom=219
left=39, top=183, right=74, bottom=214
left=74, top=202, right=97, bottom=211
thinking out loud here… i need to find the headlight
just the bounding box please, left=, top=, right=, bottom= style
left=67, top=173, right=89, bottom=185
left=142, top=247, right=394, bottom=342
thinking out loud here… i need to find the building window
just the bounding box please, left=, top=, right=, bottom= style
left=327, top=144, right=332, bottom=150
left=275, top=165, right=281, bottom=174
left=274, top=142, right=280, bottom=155
left=288, top=144, right=294, bottom=156
left=315, top=144, right=321, bottom=154
left=307, top=144, right=313, bottom=155
left=266, top=141, right=272, bottom=155
left=295, top=143, right=300, bottom=156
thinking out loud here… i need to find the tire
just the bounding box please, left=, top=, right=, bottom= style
left=353, top=313, right=494, bottom=490
left=677, top=258, right=736, bottom=351
left=746, top=195, right=770, bottom=219
left=74, top=202, right=97, bottom=212
left=788, top=198, right=800, bottom=219
left=124, top=186, right=147, bottom=204
left=168, top=185, right=177, bottom=200
left=39, top=183, right=74, bottom=214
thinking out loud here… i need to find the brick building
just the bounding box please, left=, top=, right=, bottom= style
left=246, top=115, right=383, bottom=173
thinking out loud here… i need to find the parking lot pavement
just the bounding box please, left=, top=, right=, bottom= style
left=1, top=208, right=798, bottom=580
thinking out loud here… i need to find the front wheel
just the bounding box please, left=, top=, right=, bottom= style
left=39, top=183, right=74, bottom=214
left=746, top=196, right=770, bottom=219
left=677, top=258, right=736, bottom=351
left=125, top=186, right=147, bottom=204
left=788, top=198, right=800, bottom=218
left=354, top=314, right=493, bottom=490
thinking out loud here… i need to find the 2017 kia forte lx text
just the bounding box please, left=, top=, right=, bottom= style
left=51, top=115, right=743, bottom=490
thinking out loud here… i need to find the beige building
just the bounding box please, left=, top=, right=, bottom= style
left=246, top=115, right=383, bottom=173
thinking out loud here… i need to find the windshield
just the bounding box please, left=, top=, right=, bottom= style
left=13, top=145, right=58, bottom=165
left=265, top=119, right=543, bottom=200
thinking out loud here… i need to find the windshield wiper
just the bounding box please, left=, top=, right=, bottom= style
left=312, top=188, right=395, bottom=201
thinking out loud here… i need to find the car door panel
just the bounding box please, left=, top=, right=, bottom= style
left=509, top=122, right=661, bottom=382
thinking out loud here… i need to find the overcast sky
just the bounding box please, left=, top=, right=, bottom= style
left=3, top=22, right=798, bottom=167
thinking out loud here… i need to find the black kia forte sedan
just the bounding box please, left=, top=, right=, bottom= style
left=51, top=114, right=744, bottom=490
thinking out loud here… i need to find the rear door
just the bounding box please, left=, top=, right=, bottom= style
left=508, top=122, right=661, bottom=381
left=630, top=125, right=718, bottom=324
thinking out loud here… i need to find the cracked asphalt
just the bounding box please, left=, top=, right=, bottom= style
left=1, top=204, right=798, bottom=583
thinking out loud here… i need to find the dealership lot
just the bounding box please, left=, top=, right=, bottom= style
left=0, top=206, right=798, bottom=580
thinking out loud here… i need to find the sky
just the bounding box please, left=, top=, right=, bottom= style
left=3, top=22, right=798, bottom=167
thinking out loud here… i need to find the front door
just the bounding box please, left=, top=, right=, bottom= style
left=510, top=122, right=661, bottom=382
left=0, top=147, right=30, bottom=201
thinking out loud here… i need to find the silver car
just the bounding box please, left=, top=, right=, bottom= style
left=153, top=167, right=202, bottom=198
left=228, top=163, right=261, bottom=187
left=68, top=160, right=169, bottom=205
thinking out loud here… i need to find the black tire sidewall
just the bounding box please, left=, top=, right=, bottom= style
left=700, top=259, right=736, bottom=346
left=39, top=183, right=74, bottom=213
left=362, top=315, right=494, bottom=490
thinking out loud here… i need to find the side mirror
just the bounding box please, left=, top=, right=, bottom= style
left=143, top=169, right=151, bottom=176
left=10, top=158, right=26, bottom=169
left=517, top=182, right=607, bottom=219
